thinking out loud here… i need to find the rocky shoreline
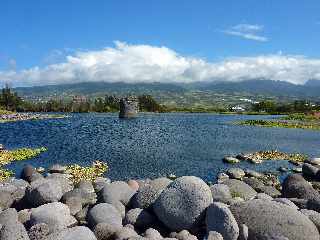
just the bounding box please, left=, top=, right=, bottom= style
left=0, top=113, right=66, bottom=123
left=1, top=157, right=320, bottom=240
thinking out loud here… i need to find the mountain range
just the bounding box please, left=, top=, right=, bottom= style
left=13, top=79, right=320, bottom=107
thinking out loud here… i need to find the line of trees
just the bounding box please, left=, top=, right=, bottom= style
left=252, top=100, right=320, bottom=113
left=0, top=86, right=166, bottom=113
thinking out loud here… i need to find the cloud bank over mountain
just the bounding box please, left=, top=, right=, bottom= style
left=1, top=41, right=320, bottom=87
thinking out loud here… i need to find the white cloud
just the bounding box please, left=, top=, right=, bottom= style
left=223, top=24, right=268, bottom=42
left=1, top=41, right=320, bottom=87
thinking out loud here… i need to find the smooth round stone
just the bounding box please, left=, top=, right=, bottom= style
left=210, top=184, right=232, bottom=204
left=222, top=179, right=257, bottom=200
left=230, top=199, right=319, bottom=240
left=87, top=203, right=122, bottom=228
left=154, top=176, right=213, bottom=231
left=128, top=180, right=140, bottom=191
left=245, top=169, right=262, bottom=178
left=206, top=202, right=239, bottom=240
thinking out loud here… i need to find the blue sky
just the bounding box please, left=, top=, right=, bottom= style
left=1, top=1, right=320, bottom=86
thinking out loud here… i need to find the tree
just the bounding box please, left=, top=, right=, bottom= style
left=0, top=84, right=22, bottom=111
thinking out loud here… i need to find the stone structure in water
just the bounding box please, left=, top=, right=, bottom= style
left=119, top=97, right=139, bottom=118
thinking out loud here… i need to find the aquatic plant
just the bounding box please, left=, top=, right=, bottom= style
left=238, top=119, right=320, bottom=130
left=0, top=146, right=47, bottom=181
left=0, top=168, right=13, bottom=181
left=66, top=160, right=108, bottom=183
left=0, top=147, right=47, bottom=165
left=244, top=150, right=307, bottom=163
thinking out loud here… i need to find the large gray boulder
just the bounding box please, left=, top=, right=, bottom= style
left=206, top=202, right=239, bottom=240
left=0, top=191, right=14, bottom=210
left=207, top=231, right=224, bottom=240
left=282, top=174, right=320, bottom=200
left=230, top=199, right=319, bottom=240
left=0, top=208, right=29, bottom=240
left=26, top=178, right=63, bottom=206
left=46, top=226, right=97, bottom=240
left=0, top=221, right=30, bottom=240
left=28, top=223, right=50, bottom=240
left=302, top=163, right=319, bottom=178
left=0, top=178, right=29, bottom=204
left=30, top=202, right=77, bottom=233
left=154, top=176, right=213, bottom=231
left=87, top=203, right=122, bottom=228
left=222, top=179, right=257, bottom=200
left=94, top=223, right=122, bottom=240
left=132, top=177, right=172, bottom=209
left=100, top=181, right=136, bottom=206
left=210, top=184, right=232, bottom=204
left=226, top=168, right=245, bottom=179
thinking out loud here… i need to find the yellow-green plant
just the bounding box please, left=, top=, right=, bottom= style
left=66, top=160, right=108, bottom=184
left=0, top=146, right=47, bottom=181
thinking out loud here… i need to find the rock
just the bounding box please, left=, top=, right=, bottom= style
left=154, top=176, right=213, bottom=231
left=302, top=163, right=319, bottom=178
left=210, top=184, right=232, bottom=204
left=132, top=177, right=172, bottom=209
left=100, top=181, right=136, bottom=206
left=255, top=193, right=273, bottom=200
left=128, top=180, right=140, bottom=191
left=77, top=180, right=95, bottom=194
left=242, top=178, right=265, bottom=192
left=94, top=223, right=122, bottom=240
left=87, top=203, right=122, bottom=228
left=124, top=208, right=156, bottom=229
left=75, top=205, right=89, bottom=224
left=306, top=158, right=320, bottom=166
left=63, top=195, right=82, bottom=215
left=48, top=164, right=66, bottom=174
left=114, top=226, right=139, bottom=240
left=26, top=178, right=63, bottom=206
left=0, top=191, right=14, bottom=210
left=18, top=209, right=31, bottom=224
left=0, top=220, right=29, bottom=240
left=300, top=209, right=320, bottom=231
left=230, top=199, right=319, bottom=240
left=226, top=168, right=245, bottom=179
left=21, top=165, right=39, bottom=182
left=207, top=231, right=224, bottom=240
left=282, top=174, right=320, bottom=200
left=62, top=188, right=97, bottom=207
left=217, top=173, right=229, bottom=183
left=143, top=228, right=162, bottom=239
left=223, top=156, right=240, bottom=164
left=292, top=167, right=303, bottom=173
left=273, top=198, right=299, bottom=210
left=0, top=208, right=18, bottom=225
left=28, top=223, right=50, bottom=240
left=259, top=185, right=281, bottom=198
left=206, top=202, right=239, bottom=240
left=113, top=201, right=126, bottom=219
left=30, top=202, right=77, bottom=233
left=46, top=226, right=97, bottom=240
left=93, top=177, right=111, bottom=192
left=170, top=230, right=198, bottom=240
left=46, top=173, right=74, bottom=194
left=222, top=179, right=257, bottom=200
left=245, top=169, right=262, bottom=178
left=278, top=167, right=289, bottom=172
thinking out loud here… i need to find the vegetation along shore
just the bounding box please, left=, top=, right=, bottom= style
left=0, top=143, right=320, bottom=239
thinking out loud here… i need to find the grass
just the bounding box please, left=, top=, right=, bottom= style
left=66, top=160, right=108, bottom=184
left=0, top=147, right=47, bottom=181
left=238, top=119, right=320, bottom=131
left=243, top=150, right=307, bottom=163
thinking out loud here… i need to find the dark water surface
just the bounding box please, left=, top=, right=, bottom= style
left=0, top=113, right=319, bottom=182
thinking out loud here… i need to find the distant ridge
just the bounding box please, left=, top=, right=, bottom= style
left=14, top=79, right=320, bottom=105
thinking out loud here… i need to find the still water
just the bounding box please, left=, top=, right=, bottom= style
left=0, top=113, right=319, bottom=182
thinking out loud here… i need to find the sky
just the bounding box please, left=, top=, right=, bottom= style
left=1, top=0, right=320, bottom=87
